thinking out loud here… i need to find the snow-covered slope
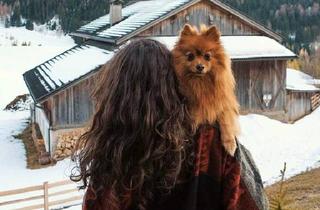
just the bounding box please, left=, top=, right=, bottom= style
left=0, top=26, right=69, bottom=47
left=239, top=108, right=320, bottom=185
left=0, top=111, right=77, bottom=191
left=0, top=26, right=75, bottom=109
left=0, top=26, right=77, bottom=189
left=0, top=110, right=83, bottom=210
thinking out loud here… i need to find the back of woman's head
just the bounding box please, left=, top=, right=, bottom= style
left=72, top=39, right=193, bottom=210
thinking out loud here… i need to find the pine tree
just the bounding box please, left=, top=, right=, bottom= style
left=25, top=19, right=33, bottom=30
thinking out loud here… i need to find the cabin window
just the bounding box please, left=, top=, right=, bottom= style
left=263, top=94, right=273, bottom=108
left=209, top=14, right=215, bottom=25
left=185, top=14, right=190, bottom=23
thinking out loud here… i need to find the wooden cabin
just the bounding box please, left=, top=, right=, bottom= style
left=23, top=0, right=297, bottom=156
left=285, top=68, right=320, bottom=122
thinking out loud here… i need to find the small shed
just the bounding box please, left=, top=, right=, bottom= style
left=24, top=45, right=113, bottom=153
left=286, top=68, right=320, bottom=122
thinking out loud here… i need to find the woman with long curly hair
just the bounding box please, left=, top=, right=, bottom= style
left=72, top=39, right=268, bottom=210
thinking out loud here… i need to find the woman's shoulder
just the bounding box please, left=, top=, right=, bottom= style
left=195, top=123, right=221, bottom=140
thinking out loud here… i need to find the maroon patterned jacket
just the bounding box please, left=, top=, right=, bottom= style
left=82, top=125, right=268, bottom=210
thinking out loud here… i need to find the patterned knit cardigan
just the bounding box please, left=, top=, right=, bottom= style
left=82, top=125, right=269, bottom=210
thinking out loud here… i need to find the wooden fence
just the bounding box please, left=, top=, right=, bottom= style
left=311, top=93, right=320, bottom=110
left=0, top=180, right=83, bottom=210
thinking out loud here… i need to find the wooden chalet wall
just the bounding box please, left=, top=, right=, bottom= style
left=286, top=91, right=315, bottom=122
left=140, top=1, right=260, bottom=37
left=232, top=60, right=287, bottom=113
left=43, top=75, right=97, bottom=129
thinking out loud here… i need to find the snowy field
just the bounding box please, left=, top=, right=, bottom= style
left=0, top=110, right=82, bottom=210
left=0, top=26, right=75, bottom=109
left=239, top=109, right=320, bottom=185
left=0, top=110, right=76, bottom=190
left=0, top=26, right=320, bottom=209
left=0, top=26, right=80, bottom=209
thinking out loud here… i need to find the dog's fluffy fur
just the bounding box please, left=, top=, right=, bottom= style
left=172, top=24, right=240, bottom=156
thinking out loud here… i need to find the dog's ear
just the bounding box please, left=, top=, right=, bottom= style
left=181, top=24, right=196, bottom=37
left=205, top=25, right=220, bottom=41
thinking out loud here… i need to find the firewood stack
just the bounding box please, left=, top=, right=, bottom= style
left=53, top=129, right=85, bottom=160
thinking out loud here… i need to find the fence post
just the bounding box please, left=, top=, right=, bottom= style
left=43, top=181, right=49, bottom=210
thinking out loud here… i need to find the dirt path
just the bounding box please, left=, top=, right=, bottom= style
left=266, top=166, right=320, bottom=210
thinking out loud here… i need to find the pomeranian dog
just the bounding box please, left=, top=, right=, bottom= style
left=172, top=24, right=240, bottom=156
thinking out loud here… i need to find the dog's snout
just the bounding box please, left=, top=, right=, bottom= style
left=196, top=64, right=204, bottom=72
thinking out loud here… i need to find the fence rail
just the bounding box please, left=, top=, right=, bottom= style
left=0, top=179, right=83, bottom=210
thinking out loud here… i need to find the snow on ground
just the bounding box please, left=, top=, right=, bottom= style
left=0, top=110, right=84, bottom=210
left=0, top=26, right=75, bottom=109
left=0, top=26, right=70, bottom=47
left=0, top=26, right=79, bottom=209
left=0, top=111, right=76, bottom=191
left=239, top=107, right=320, bottom=185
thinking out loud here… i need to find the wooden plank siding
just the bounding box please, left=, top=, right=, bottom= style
left=139, top=1, right=259, bottom=37
left=233, top=60, right=287, bottom=113
left=49, top=76, right=97, bottom=129
left=286, top=91, right=314, bottom=122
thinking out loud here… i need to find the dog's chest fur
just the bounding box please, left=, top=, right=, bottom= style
left=179, top=74, right=223, bottom=126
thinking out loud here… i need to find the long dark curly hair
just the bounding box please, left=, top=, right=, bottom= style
left=71, top=39, right=194, bottom=210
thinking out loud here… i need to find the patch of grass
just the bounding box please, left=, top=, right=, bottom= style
left=13, top=122, right=54, bottom=169
left=266, top=167, right=320, bottom=210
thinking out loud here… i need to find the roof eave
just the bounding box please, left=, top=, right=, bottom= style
left=22, top=73, right=38, bottom=103
left=34, top=66, right=102, bottom=104
left=115, top=0, right=202, bottom=45
left=209, top=0, right=283, bottom=42
left=231, top=55, right=297, bottom=62
left=70, top=32, right=117, bottom=44
left=286, top=88, right=320, bottom=93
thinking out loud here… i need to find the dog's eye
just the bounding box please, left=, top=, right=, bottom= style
left=186, top=52, right=195, bottom=61
left=204, top=53, right=211, bottom=61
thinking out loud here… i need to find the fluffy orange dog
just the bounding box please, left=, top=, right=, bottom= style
left=172, top=24, right=240, bottom=156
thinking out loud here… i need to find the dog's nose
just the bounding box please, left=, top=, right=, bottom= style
left=196, top=64, right=204, bottom=72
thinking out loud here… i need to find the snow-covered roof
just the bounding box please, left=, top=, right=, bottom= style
left=151, top=36, right=296, bottom=60
left=76, top=0, right=192, bottom=41
left=72, top=0, right=281, bottom=44
left=286, top=68, right=320, bottom=92
left=23, top=45, right=113, bottom=102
